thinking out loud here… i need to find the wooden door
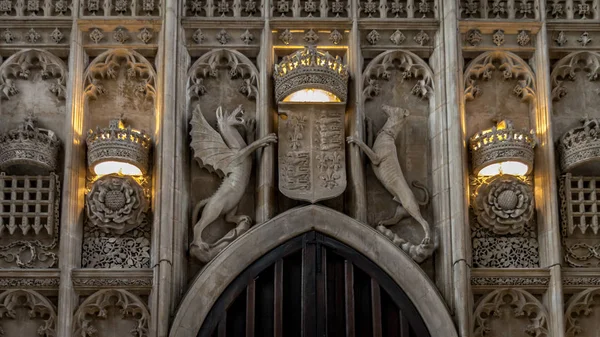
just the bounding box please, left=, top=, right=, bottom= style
left=198, top=231, right=430, bottom=337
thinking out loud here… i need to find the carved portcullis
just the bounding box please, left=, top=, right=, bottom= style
left=274, top=47, right=349, bottom=203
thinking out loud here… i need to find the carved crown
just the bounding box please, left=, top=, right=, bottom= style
left=273, top=46, right=349, bottom=103
left=86, top=119, right=152, bottom=176
left=0, top=116, right=60, bottom=173
left=558, top=118, right=600, bottom=174
left=469, top=120, right=537, bottom=176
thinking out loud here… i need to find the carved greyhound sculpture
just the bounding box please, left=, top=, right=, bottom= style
left=347, top=104, right=434, bottom=263
left=189, top=105, right=277, bottom=263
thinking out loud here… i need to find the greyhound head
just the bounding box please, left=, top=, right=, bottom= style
left=381, top=104, right=410, bottom=137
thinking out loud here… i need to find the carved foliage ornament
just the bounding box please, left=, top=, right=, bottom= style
left=464, top=51, right=536, bottom=102
left=0, top=290, right=57, bottom=336
left=473, top=175, right=534, bottom=235
left=473, top=288, right=549, bottom=337
left=86, top=174, right=149, bottom=235
left=363, top=50, right=434, bottom=100
left=73, top=289, right=150, bottom=337
left=551, top=51, right=600, bottom=102
left=0, top=49, right=67, bottom=101
left=188, top=49, right=259, bottom=100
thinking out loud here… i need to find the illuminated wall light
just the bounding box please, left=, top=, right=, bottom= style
left=283, top=88, right=341, bottom=103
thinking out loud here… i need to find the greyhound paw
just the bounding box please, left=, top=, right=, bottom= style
left=421, top=237, right=431, bottom=246
left=346, top=136, right=357, bottom=144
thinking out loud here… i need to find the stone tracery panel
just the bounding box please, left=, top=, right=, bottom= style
left=565, top=287, right=600, bottom=337
left=72, top=289, right=149, bottom=337
left=473, top=288, right=549, bottom=336
left=0, top=289, right=57, bottom=336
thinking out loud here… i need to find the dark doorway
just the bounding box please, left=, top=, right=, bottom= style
left=197, top=231, right=430, bottom=337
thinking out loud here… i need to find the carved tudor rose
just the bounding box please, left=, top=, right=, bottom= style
left=473, top=175, right=534, bottom=235
left=86, top=174, right=149, bottom=235
left=274, top=47, right=349, bottom=203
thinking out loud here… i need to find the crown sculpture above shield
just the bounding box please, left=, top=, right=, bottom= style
left=274, top=46, right=349, bottom=203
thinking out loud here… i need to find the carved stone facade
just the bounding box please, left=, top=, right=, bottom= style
left=0, top=1, right=599, bottom=337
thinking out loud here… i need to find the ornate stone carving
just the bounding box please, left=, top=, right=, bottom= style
left=0, top=49, right=67, bottom=101
left=473, top=175, right=534, bottom=235
left=189, top=105, right=277, bottom=263
left=390, top=0, right=404, bottom=17
left=557, top=119, right=600, bottom=173
left=555, top=30, right=567, bottom=46
left=0, top=290, right=57, bottom=336
left=89, top=28, right=103, bottom=43
left=464, top=51, right=536, bottom=102
left=86, top=119, right=152, bottom=176
left=389, top=29, right=405, bottom=45
left=0, top=277, right=60, bottom=288
left=578, top=31, right=592, bottom=46
left=347, top=105, right=434, bottom=263
left=551, top=51, right=600, bottom=102
left=24, top=28, right=40, bottom=43
left=366, top=29, right=379, bottom=45
left=86, top=174, right=149, bottom=235
left=548, top=1, right=564, bottom=18
left=279, top=29, right=292, bottom=45
left=363, top=50, right=434, bottom=100
left=192, top=28, right=205, bottom=44
left=49, top=28, right=63, bottom=43
left=2, top=29, right=15, bottom=43
left=466, top=29, right=482, bottom=46
left=273, top=46, right=349, bottom=103
left=471, top=276, right=550, bottom=287
left=137, top=28, right=152, bottom=44
left=517, top=30, right=530, bottom=46
left=240, top=29, right=253, bottom=45
left=492, top=29, right=505, bottom=46
left=113, top=27, right=129, bottom=44
left=462, top=0, right=479, bottom=17
left=303, top=29, right=319, bottom=44
left=188, top=49, right=259, bottom=99
left=473, top=289, right=549, bottom=337
left=215, top=28, right=230, bottom=44
left=565, top=288, right=600, bottom=337
left=329, top=29, right=342, bottom=45
left=0, top=116, right=61, bottom=173
left=73, top=289, right=150, bottom=337
left=413, top=30, right=429, bottom=46
left=73, top=277, right=152, bottom=288
left=472, top=236, right=539, bottom=268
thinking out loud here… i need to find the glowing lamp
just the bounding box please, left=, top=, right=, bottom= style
left=283, top=88, right=341, bottom=103
left=86, top=119, right=151, bottom=177
left=469, top=120, right=536, bottom=176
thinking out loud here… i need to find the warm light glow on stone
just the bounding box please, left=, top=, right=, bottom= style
left=283, top=89, right=341, bottom=102
left=477, top=161, right=529, bottom=176
left=93, top=161, right=143, bottom=176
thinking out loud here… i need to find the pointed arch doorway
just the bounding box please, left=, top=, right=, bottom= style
left=198, top=231, right=429, bottom=337
left=169, top=205, right=457, bottom=337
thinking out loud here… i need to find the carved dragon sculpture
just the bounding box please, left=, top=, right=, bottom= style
left=347, top=104, right=434, bottom=263
left=189, top=104, right=277, bottom=263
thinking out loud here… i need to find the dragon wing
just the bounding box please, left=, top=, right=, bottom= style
left=190, top=105, right=237, bottom=178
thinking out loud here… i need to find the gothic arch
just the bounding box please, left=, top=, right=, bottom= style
left=362, top=49, right=434, bottom=100
left=551, top=51, right=600, bottom=101
left=169, top=205, right=457, bottom=337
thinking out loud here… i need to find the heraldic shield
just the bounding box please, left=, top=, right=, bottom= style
left=278, top=102, right=347, bottom=203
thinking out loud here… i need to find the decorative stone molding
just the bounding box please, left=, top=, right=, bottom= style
left=188, top=49, right=259, bottom=100
left=565, top=288, right=600, bottom=337
left=73, top=289, right=150, bottom=337
left=0, top=173, right=60, bottom=268
left=0, top=0, right=73, bottom=16
left=464, top=51, right=536, bottom=102
left=472, top=236, right=540, bottom=268
left=72, top=269, right=153, bottom=294
left=473, top=175, right=534, bottom=235
left=459, top=0, right=540, bottom=19
left=362, top=49, right=434, bottom=100
left=86, top=174, right=149, bottom=235
left=273, top=46, right=348, bottom=102
left=551, top=51, right=600, bottom=102
left=84, top=49, right=156, bottom=102
left=558, top=119, right=600, bottom=174
left=80, top=0, right=160, bottom=16
left=0, top=49, right=67, bottom=101
left=0, top=270, right=59, bottom=289
left=470, top=268, right=550, bottom=293
left=563, top=269, right=600, bottom=289
left=184, top=0, right=262, bottom=17
left=0, top=290, right=57, bottom=336
left=0, top=115, right=61, bottom=173
left=358, top=0, right=436, bottom=19
left=473, top=288, right=549, bottom=337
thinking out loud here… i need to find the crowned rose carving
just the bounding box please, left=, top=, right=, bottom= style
left=86, top=174, right=148, bottom=235
left=474, top=176, right=534, bottom=235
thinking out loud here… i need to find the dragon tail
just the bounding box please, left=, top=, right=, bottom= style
left=376, top=225, right=434, bottom=263
left=411, top=181, right=430, bottom=206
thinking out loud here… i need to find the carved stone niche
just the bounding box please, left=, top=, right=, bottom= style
left=0, top=289, right=57, bottom=337
left=187, top=49, right=260, bottom=263
left=361, top=50, right=435, bottom=265
left=0, top=49, right=67, bottom=141
left=73, top=289, right=150, bottom=337
left=551, top=52, right=600, bottom=150
left=565, top=288, right=600, bottom=337
left=473, top=288, right=549, bottom=337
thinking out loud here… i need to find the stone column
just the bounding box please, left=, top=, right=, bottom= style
left=56, top=17, right=86, bottom=337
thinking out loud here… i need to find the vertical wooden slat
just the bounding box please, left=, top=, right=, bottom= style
left=217, top=313, right=227, bottom=337
left=246, top=279, right=256, bottom=337
left=274, top=259, right=283, bottom=337
left=399, top=312, right=410, bottom=337
left=302, top=234, right=317, bottom=337
left=316, top=245, right=327, bottom=336
left=371, top=279, right=382, bottom=337
left=344, top=261, right=355, bottom=337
